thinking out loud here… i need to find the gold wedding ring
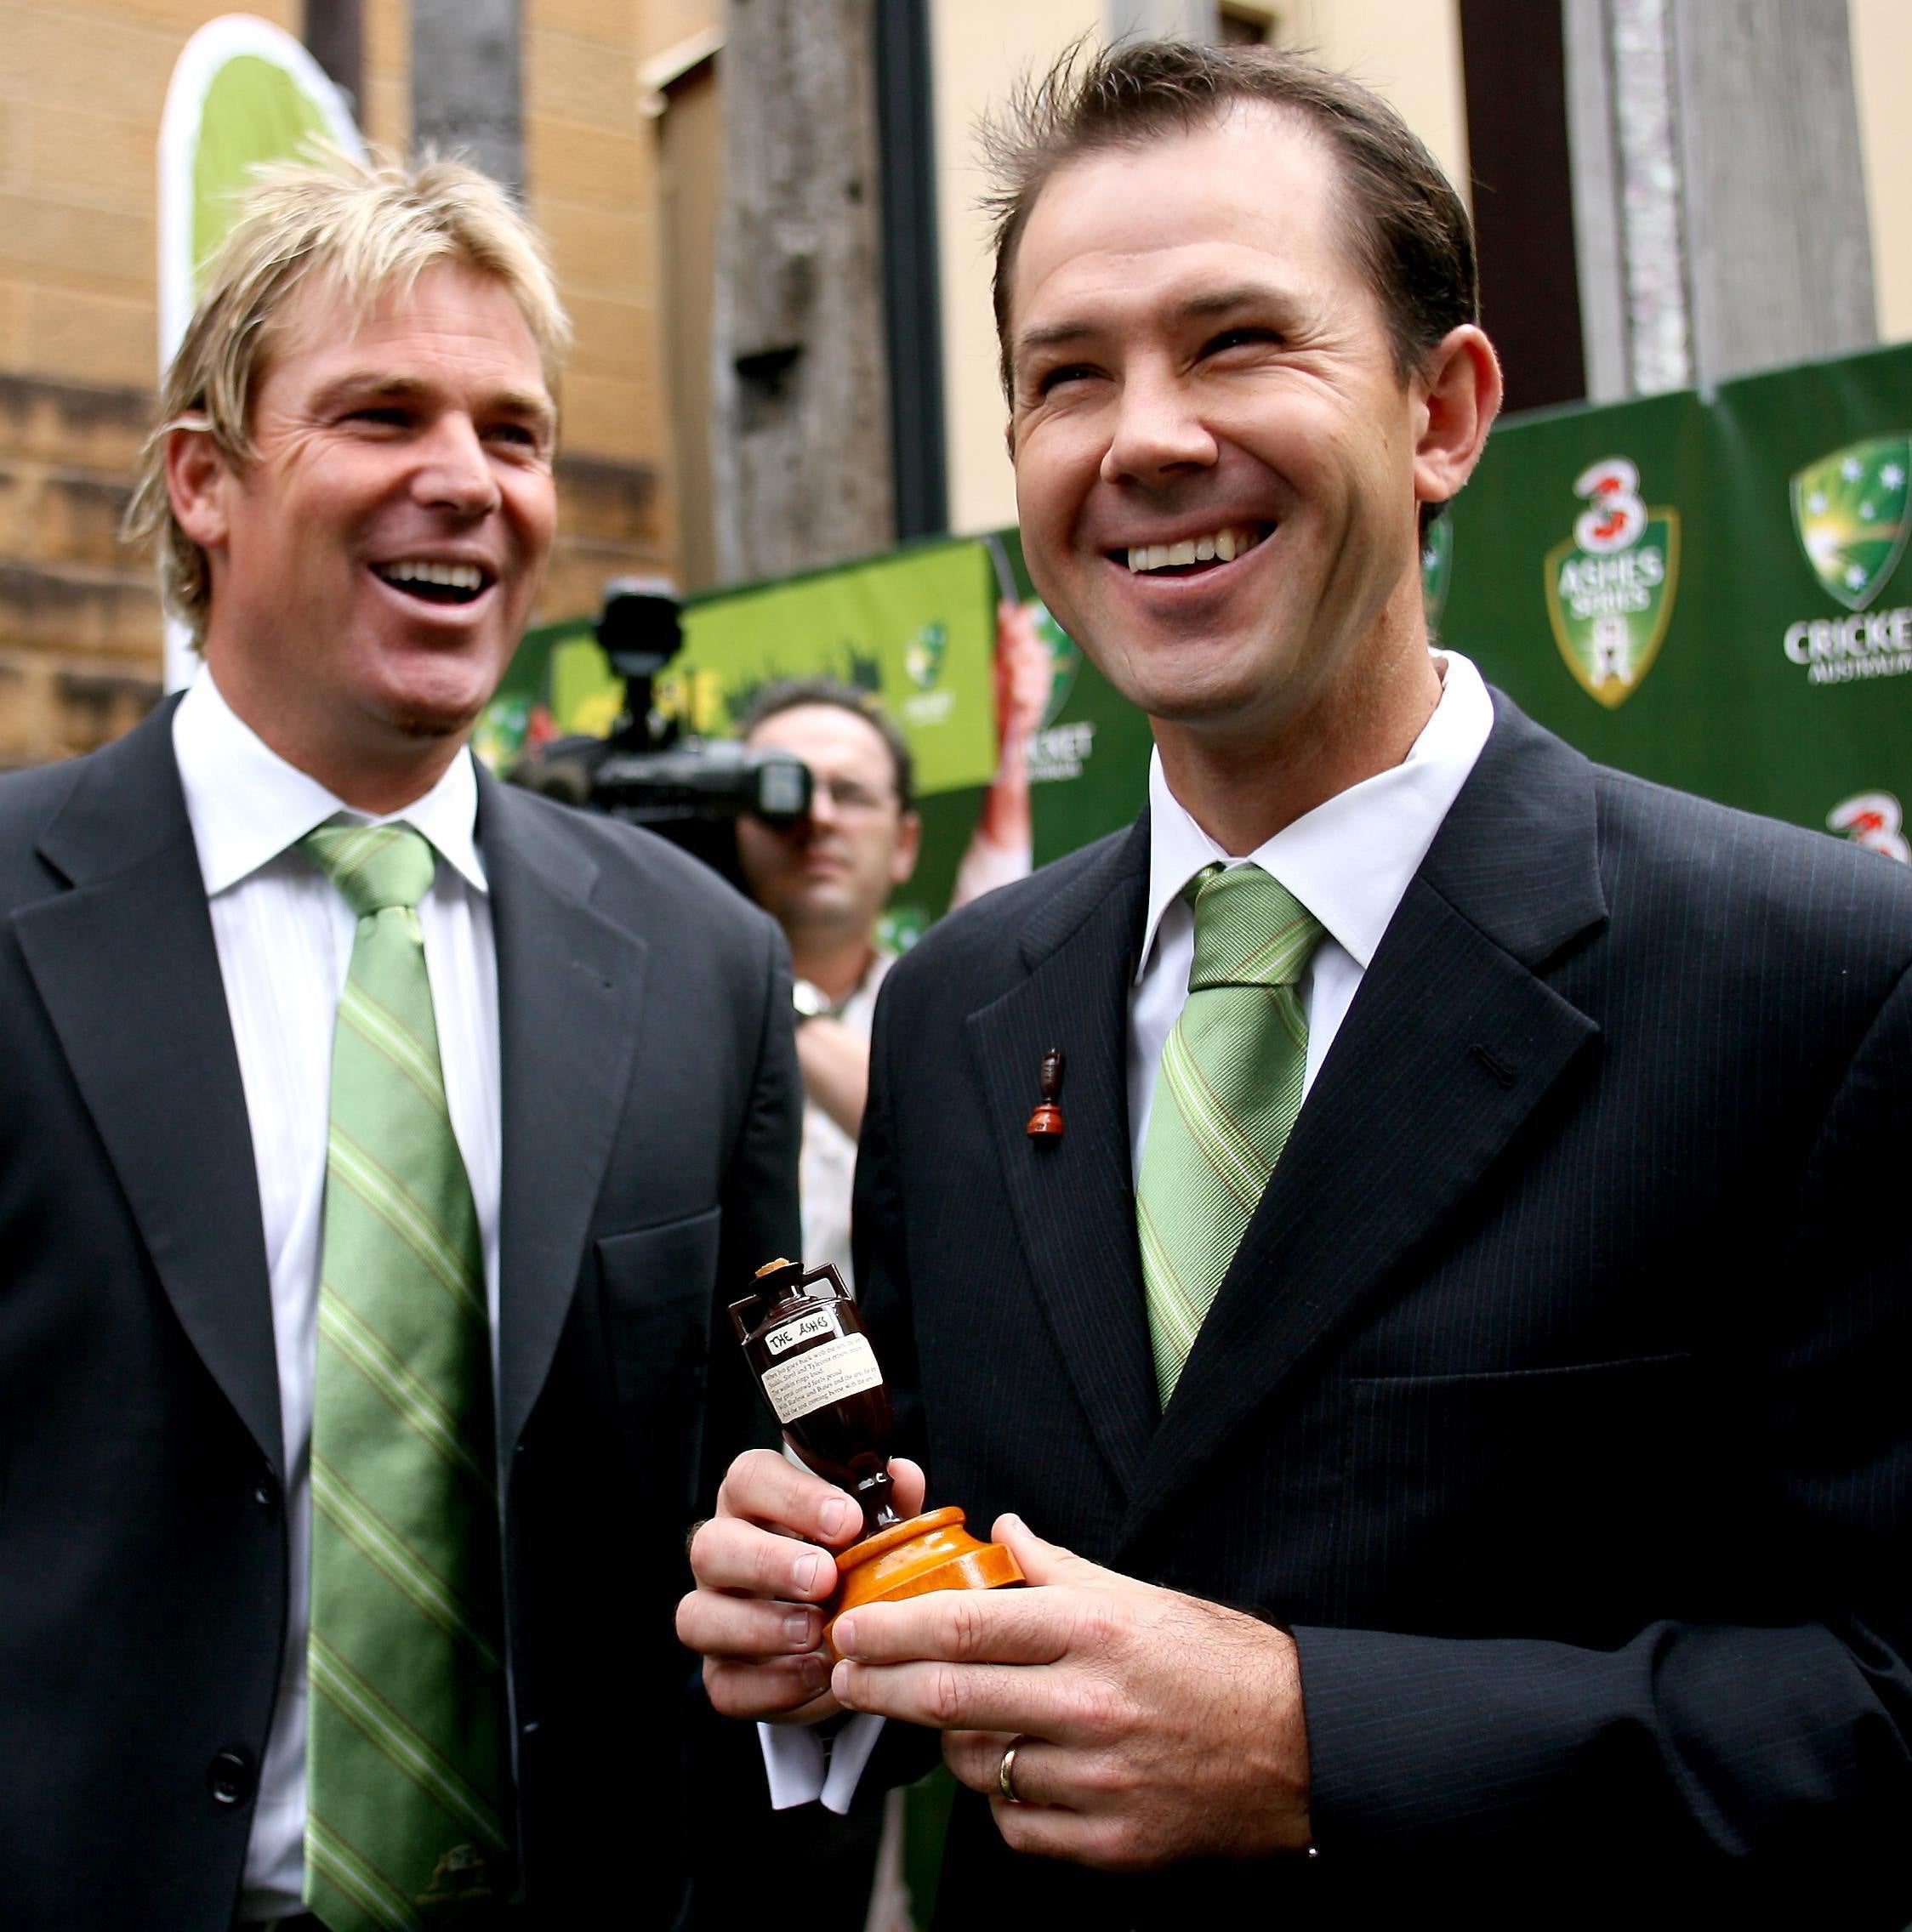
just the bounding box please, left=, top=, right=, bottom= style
left=997, top=1736, right=1029, bottom=1805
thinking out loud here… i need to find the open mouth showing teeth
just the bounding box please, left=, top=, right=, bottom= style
left=1117, top=525, right=1271, bottom=576
left=373, top=560, right=493, bottom=605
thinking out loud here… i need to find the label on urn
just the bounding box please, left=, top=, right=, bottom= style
left=765, top=1306, right=839, bottom=1357
left=760, top=1333, right=883, bottom=1425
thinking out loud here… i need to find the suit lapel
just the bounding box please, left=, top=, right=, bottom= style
left=1122, top=699, right=1610, bottom=1553
left=966, top=821, right=1159, bottom=1500
left=14, top=701, right=283, bottom=1473
left=481, top=778, right=648, bottom=1458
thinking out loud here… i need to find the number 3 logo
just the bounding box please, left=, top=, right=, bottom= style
left=1829, top=792, right=1911, bottom=865
left=1573, top=457, right=1647, bottom=555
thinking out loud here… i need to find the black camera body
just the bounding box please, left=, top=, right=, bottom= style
left=509, top=578, right=811, bottom=887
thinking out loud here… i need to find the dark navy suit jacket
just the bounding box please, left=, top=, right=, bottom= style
left=854, top=694, right=1912, bottom=1927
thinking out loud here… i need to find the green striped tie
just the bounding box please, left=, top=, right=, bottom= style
left=299, top=820, right=511, bottom=1932
left=1137, top=863, right=1324, bottom=1406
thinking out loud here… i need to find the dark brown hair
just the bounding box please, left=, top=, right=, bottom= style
left=983, top=38, right=1479, bottom=401
left=739, top=677, right=916, bottom=813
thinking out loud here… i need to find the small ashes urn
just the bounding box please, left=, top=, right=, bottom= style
left=731, top=1257, right=1023, bottom=1651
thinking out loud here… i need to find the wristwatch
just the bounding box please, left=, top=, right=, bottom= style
left=792, top=979, right=834, bottom=1021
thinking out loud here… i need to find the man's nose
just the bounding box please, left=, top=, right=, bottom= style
left=414, top=415, right=501, bottom=516
left=1099, top=368, right=1218, bottom=487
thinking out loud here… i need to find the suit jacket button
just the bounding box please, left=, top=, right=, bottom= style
left=253, top=1477, right=278, bottom=1514
left=207, top=1747, right=256, bottom=1806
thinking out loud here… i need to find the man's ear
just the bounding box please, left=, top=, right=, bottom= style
left=165, top=419, right=234, bottom=552
left=1412, top=325, right=1502, bottom=511
left=891, top=810, right=922, bottom=887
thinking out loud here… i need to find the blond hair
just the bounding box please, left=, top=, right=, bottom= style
left=123, top=148, right=572, bottom=645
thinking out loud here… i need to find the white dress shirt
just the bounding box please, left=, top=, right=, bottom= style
left=762, top=650, right=1495, bottom=1813
left=1129, top=649, right=1494, bottom=1169
left=797, top=950, right=894, bottom=1291
left=172, top=673, right=504, bottom=1921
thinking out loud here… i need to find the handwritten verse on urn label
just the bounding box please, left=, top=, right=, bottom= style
left=760, top=1333, right=882, bottom=1424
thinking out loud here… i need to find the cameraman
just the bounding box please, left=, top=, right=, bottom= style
left=736, top=680, right=920, bottom=1288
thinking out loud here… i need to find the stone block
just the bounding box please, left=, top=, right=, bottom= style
left=525, top=26, right=644, bottom=134
left=0, top=558, right=162, bottom=660
left=53, top=660, right=161, bottom=755
left=22, top=282, right=154, bottom=390
left=555, top=450, right=659, bottom=545
left=0, top=372, right=154, bottom=471
left=0, top=190, right=153, bottom=296
left=528, top=0, right=635, bottom=50
left=18, top=103, right=156, bottom=215
left=559, top=367, right=656, bottom=464
left=0, top=649, right=51, bottom=768
left=34, top=469, right=140, bottom=569
left=527, top=116, right=652, bottom=213
left=0, top=9, right=175, bottom=127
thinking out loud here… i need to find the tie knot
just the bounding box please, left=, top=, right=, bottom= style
left=1185, top=863, right=1322, bottom=992
left=300, top=820, right=437, bottom=918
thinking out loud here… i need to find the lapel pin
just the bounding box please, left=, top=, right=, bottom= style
left=1025, top=1046, right=1066, bottom=1139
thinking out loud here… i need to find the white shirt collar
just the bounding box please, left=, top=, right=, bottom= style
left=172, top=670, right=487, bottom=897
left=1138, top=649, right=1494, bottom=982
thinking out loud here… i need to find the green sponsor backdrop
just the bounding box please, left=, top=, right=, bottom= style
left=484, top=340, right=1912, bottom=937
left=1438, top=339, right=1912, bottom=860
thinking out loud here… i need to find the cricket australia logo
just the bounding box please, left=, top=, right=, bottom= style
left=1792, top=438, right=1910, bottom=611
left=900, top=618, right=957, bottom=727
left=1545, top=457, right=1680, bottom=708
left=903, top=620, right=947, bottom=690
left=1781, top=436, right=1912, bottom=685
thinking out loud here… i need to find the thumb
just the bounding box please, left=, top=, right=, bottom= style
left=888, top=1457, right=928, bottom=1519
left=990, top=1512, right=1105, bottom=1588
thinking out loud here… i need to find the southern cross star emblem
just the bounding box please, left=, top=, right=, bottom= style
left=1791, top=435, right=1912, bottom=611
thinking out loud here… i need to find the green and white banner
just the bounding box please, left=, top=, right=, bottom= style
left=158, top=14, right=364, bottom=691
left=1437, top=339, right=1912, bottom=867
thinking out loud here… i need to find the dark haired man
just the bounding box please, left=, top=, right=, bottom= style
left=682, top=43, right=1912, bottom=1924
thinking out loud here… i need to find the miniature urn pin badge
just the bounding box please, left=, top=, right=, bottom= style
left=730, top=1259, right=1024, bottom=1656
left=1025, top=1045, right=1066, bottom=1139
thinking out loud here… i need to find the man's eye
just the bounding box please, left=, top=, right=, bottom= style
left=348, top=406, right=411, bottom=428
left=1204, top=327, right=1279, bottom=357
left=487, top=423, right=541, bottom=448
left=1034, top=364, right=1097, bottom=398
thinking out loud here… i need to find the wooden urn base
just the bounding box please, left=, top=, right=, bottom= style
left=824, top=1506, right=1025, bottom=1656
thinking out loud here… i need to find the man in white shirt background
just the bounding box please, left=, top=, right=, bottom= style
left=0, top=152, right=798, bottom=1931
left=680, top=39, right=1912, bottom=1928
left=736, top=679, right=921, bottom=1290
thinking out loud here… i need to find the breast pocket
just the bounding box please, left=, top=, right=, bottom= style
left=1340, top=1352, right=1700, bottom=1641
left=597, top=1206, right=723, bottom=1515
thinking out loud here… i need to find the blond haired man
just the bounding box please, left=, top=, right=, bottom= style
left=0, top=154, right=799, bottom=1930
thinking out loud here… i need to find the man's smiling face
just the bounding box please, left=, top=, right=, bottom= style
left=185, top=259, right=557, bottom=801
left=1004, top=105, right=1434, bottom=758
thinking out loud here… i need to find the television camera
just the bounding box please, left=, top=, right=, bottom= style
left=508, top=577, right=812, bottom=888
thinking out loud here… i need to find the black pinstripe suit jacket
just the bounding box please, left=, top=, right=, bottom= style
left=853, top=692, right=1912, bottom=1928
